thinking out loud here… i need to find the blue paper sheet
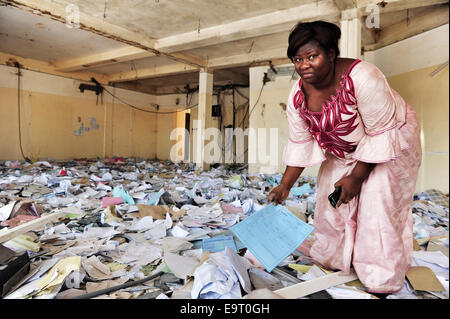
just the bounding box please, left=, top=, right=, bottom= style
left=112, top=186, right=135, bottom=205
left=146, top=188, right=165, bottom=205
left=290, top=183, right=312, bottom=196
left=202, top=235, right=237, bottom=253
left=230, top=204, right=314, bottom=272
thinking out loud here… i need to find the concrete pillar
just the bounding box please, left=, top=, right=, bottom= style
left=340, top=9, right=362, bottom=59
left=194, top=71, right=213, bottom=171
left=248, top=66, right=266, bottom=174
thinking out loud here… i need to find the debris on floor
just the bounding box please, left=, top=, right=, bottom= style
left=0, top=158, right=448, bottom=299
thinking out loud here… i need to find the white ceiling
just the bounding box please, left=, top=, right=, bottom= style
left=0, top=4, right=128, bottom=62
left=0, top=0, right=448, bottom=94
left=51, top=0, right=313, bottom=38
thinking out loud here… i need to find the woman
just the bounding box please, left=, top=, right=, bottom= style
left=268, top=21, right=422, bottom=294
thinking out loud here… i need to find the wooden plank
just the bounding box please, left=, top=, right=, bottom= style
left=215, top=68, right=249, bottom=84
left=107, top=63, right=199, bottom=83
left=364, top=5, right=449, bottom=51
left=207, top=48, right=289, bottom=69
left=356, top=0, right=449, bottom=14
left=0, top=51, right=110, bottom=84
left=273, top=268, right=358, bottom=299
left=0, top=212, right=65, bottom=244
left=334, top=0, right=358, bottom=10
left=54, top=47, right=155, bottom=72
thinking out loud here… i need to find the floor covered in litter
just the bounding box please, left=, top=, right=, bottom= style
left=0, top=158, right=448, bottom=299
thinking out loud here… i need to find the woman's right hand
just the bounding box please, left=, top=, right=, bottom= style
left=268, top=184, right=290, bottom=205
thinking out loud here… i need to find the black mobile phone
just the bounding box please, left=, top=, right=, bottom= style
left=328, top=186, right=342, bottom=208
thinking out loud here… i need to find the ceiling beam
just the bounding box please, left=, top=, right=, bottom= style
left=113, top=81, right=159, bottom=96
left=53, top=49, right=205, bottom=74
left=334, top=0, right=357, bottom=10
left=154, top=0, right=341, bottom=53
left=215, top=69, right=249, bottom=84
left=207, top=48, right=290, bottom=69
left=0, top=51, right=110, bottom=84
left=361, top=23, right=378, bottom=45
left=356, top=0, right=449, bottom=14
left=363, top=4, right=449, bottom=51
left=107, top=63, right=199, bottom=83
left=53, top=47, right=155, bottom=72
left=1, top=0, right=206, bottom=68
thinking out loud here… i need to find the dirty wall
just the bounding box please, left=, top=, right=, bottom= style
left=0, top=64, right=179, bottom=161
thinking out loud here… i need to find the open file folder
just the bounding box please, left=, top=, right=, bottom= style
left=230, top=204, right=314, bottom=272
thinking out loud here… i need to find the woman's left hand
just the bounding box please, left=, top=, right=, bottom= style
left=333, top=175, right=364, bottom=208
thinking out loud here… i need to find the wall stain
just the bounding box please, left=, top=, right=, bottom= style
left=74, top=117, right=99, bottom=136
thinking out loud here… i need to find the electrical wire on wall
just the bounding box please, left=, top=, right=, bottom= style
left=90, top=77, right=256, bottom=163
left=91, top=78, right=198, bottom=114
left=237, top=82, right=265, bottom=129
left=15, top=63, right=31, bottom=163
left=239, top=81, right=266, bottom=156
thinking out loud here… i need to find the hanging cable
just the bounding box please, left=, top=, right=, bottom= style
left=15, top=63, right=31, bottom=163
left=90, top=78, right=249, bottom=115
left=92, top=78, right=197, bottom=114
left=236, top=101, right=250, bottom=128
left=229, top=84, right=265, bottom=159
left=237, top=83, right=264, bottom=128
left=234, top=87, right=249, bottom=101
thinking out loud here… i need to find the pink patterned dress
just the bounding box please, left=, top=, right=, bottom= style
left=282, top=59, right=422, bottom=293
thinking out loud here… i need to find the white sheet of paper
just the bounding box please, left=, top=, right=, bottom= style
left=326, top=285, right=377, bottom=299
left=83, top=227, right=119, bottom=239
left=223, top=247, right=252, bottom=293
left=164, top=252, right=199, bottom=280
left=144, top=223, right=166, bottom=240
left=26, top=258, right=61, bottom=283
left=413, top=250, right=449, bottom=268
left=386, top=281, right=418, bottom=299
left=299, top=264, right=326, bottom=281
left=171, top=223, right=190, bottom=238
left=165, top=212, right=173, bottom=229
left=127, top=206, right=139, bottom=213
left=184, top=228, right=211, bottom=241
left=96, top=183, right=112, bottom=191
left=0, top=201, right=17, bottom=221
left=131, top=192, right=147, bottom=200
left=113, top=242, right=162, bottom=266
left=4, top=279, right=39, bottom=299
left=130, top=216, right=154, bottom=231
left=163, top=237, right=193, bottom=253
left=191, top=263, right=221, bottom=298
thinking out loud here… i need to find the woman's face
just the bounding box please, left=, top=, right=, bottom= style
left=292, top=40, right=335, bottom=85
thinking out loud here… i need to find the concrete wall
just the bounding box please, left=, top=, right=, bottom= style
left=365, top=24, right=449, bottom=193
left=248, top=24, right=449, bottom=193
left=0, top=64, right=165, bottom=161
left=178, top=86, right=249, bottom=164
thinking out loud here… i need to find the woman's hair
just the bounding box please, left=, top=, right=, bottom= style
left=287, top=21, right=341, bottom=61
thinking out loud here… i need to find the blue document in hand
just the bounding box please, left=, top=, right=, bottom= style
left=230, top=204, right=314, bottom=272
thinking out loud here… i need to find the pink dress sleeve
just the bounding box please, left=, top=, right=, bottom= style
left=282, top=82, right=326, bottom=167
left=351, top=61, right=410, bottom=163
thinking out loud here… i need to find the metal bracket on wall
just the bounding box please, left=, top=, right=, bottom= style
left=429, top=60, right=449, bottom=77
left=267, top=65, right=299, bottom=82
